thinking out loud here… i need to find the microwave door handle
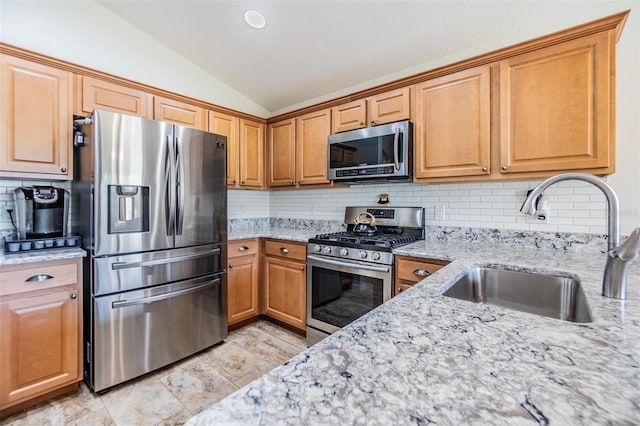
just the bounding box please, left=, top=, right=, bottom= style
left=393, top=127, right=401, bottom=170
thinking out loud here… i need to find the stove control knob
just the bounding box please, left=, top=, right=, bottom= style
left=339, top=248, right=349, bottom=256
left=314, top=245, right=322, bottom=253
left=323, top=246, right=332, bottom=254
left=360, top=251, right=368, bottom=259
left=371, top=252, right=381, bottom=261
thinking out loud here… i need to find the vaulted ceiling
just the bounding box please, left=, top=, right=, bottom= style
left=98, top=0, right=623, bottom=114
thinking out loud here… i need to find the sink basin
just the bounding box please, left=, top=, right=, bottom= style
left=442, top=266, right=593, bottom=323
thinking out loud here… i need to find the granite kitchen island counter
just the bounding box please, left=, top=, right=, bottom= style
left=190, top=233, right=640, bottom=425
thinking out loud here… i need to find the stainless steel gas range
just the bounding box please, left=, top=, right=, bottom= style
left=306, top=206, right=425, bottom=345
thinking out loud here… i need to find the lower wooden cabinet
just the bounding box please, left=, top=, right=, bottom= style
left=0, top=258, right=83, bottom=416
left=227, top=239, right=260, bottom=325
left=262, top=239, right=307, bottom=331
left=394, top=256, right=449, bottom=296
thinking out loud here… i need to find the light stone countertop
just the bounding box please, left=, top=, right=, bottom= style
left=189, top=234, right=640, bottom=425
left=0, top=247, right=86, bottom=267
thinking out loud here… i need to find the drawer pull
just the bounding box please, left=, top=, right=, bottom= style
left=280, top=247, right=289, bottom=254
left=26, top=274, right=54, bottom=282
left=413, top=268, right=430, bottom=277
left=237, top=246, right=249, bottom=252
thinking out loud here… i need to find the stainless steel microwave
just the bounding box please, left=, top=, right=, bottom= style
left=327, top=120, right=413, bottom=183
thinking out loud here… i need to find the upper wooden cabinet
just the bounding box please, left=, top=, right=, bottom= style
left=268, top=110, right=331, bottom=188
left=295, top=109, right=331, bottom=186
left=268, top=118, right=296, bottom=187
left=331, top=87, right=410, bottom=133
left=499, top=31, right=614, bottom=175
left=154, top=96, right=207, bottom=130
left=0, top=55, right=72, bottom=180
left=209, top=112, right=265, bottom=190
left=414, top=65, right=491, bottom=179
left=80, top=76, right=152, bottom=117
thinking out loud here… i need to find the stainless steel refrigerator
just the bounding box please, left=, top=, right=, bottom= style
left=73, top=109, right=228, bottom=392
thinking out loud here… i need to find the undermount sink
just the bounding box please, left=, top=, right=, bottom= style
left=442, top=266, right=593, bottom=323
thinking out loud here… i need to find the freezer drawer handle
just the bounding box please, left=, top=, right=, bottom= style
left=111, top=278, right=218, bottom=309
left=111, top=248, right=221, bottom=270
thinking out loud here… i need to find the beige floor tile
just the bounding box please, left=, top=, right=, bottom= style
left=253, top=321, right=308, bottom=351
left=100, top=376, right=185, bottom=426
left=199, top=341, right=271, bottom=387
left=159, top=360, right=238, bottom=415
left=153, top=408, right=192, bottom=426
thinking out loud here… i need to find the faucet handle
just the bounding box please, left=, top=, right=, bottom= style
left=610, top=228, right=640, bottom=262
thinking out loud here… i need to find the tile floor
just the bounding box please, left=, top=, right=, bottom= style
left=2, top=320, right=308, bottom=426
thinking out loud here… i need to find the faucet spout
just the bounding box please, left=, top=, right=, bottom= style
left=519, top=172, right=634, bottom=299
left=520, top=173, right=620, bottom=251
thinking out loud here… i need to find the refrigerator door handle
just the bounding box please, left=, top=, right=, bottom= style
left=165, top=134, right=175, bottom=236
left=111, top=247, right=221, bottom=270
left=111, top=278, right=218, bottom=309
left=175, top=136, right=184, bottom=235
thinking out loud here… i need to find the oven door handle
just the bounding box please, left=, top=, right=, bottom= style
left=111, top=278, right=217, bottom=309
left=307, top=255, right=390, bottom=273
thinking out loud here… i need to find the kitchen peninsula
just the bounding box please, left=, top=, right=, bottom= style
left=190, top=229, right=640, bottom=425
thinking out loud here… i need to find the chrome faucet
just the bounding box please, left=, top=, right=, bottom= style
left=520, top=172, right=639, bottom=299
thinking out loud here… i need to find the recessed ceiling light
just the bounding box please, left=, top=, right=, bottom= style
left=244, top=10, right=266, bottom=29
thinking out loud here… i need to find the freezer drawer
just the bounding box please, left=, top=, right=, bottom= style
left=87, top=273, right=227, bottom=392
left=92, top=244, right=225, bottom=296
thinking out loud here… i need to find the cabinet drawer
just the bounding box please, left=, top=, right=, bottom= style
left=264, top=239, right=306, bottom=261
left=396, top=258, right=446, bottom=284
left=228, top=239, right=259, bottom=259
left=0, top=262, right=78, bottom=297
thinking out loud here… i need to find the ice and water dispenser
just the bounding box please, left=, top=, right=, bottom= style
left=107, top=185, right=150, bottom=234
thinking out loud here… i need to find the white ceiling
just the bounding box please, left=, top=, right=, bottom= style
left=97, top=0, right=622, bottom=115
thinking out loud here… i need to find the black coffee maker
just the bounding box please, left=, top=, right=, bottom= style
left=14, top=186, right=70, bottom=239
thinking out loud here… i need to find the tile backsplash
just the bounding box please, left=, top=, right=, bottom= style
left=234, top=178, right=609, bottom=235
left=1, top=179, right=608, bottom=239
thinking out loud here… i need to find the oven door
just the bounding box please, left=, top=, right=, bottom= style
left=306, top=254, right=392, bottom=334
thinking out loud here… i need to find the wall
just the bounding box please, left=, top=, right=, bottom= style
left=0, top=1, right=270, bottom=118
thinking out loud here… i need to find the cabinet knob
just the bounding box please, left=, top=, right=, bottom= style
left=229, top=264, right=233, bottom=269
left=501, top=165, right=507, bottom=171
left=232, top=179, right=237, bottom=184
left=359, top=121, right=364, bottom=126
left=397, top=287, right=404, bottom=293
left=290, top=179, right=294, bottom=184
left=237, top=245, right=249, bottom=252
left=300, top=266, right=305, bottom=271
left=370, top=120, right=375, bottom=125
left=481, top=167, right=487, bottom=172
left=297, top=180, right=301, bottom=184
left=413, top=268, right=430, bottom=277
left=61, top=167, right=67, bottom=173
left=240, top=180, right=245, bottom=185
left=280, top=247, right=289, bottom=254
left=70, top=293, right=77, bottom=299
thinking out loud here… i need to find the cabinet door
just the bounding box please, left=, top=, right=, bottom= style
left=228, top=253, right=260, bottom=325
left=331, top=99, right=367, bottom=133
left=499, top=31, right=614, bottom=174
left=82, top=76, right=152, bottom=117
left=0, top=289, right=80, bottom=407
left=239, top=119, right=265, bottom=188
left=0, top=55, right=72, bottom=179
left=263, top=256, right=306, bottom=330
left=295, top=109, right=331, bottom=186
left=414, top=66, right=491, bottom=179
left=209, top=111, right=240, bottom=187
left=368, top=87, right=410, bottom=126
left=268, top=119, right=296, bottom=187
left=154, top=96, right=207, bottom=130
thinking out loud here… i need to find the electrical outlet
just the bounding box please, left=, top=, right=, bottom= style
left=434, top=205, right=446, bottom=221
